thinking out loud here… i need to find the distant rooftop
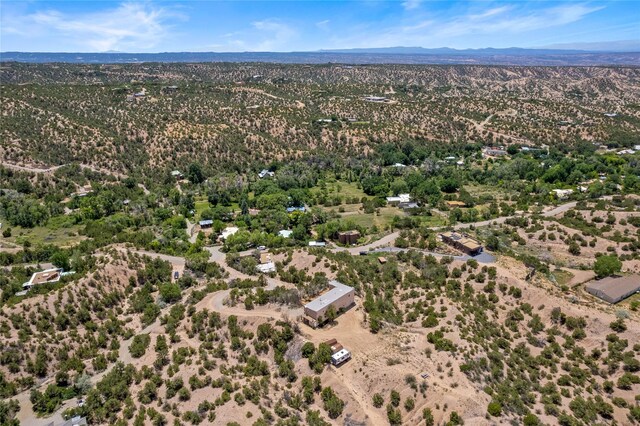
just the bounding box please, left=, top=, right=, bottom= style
left=279, top=229, right=293, bottom=238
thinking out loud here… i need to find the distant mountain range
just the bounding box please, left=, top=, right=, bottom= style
left=319, top=46, right=627, bottom=55
left=1, top=47, right=639, bottom=66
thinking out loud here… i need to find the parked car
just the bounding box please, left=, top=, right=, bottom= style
left=173, top=271, right=179, bottom=280
left=257, top=245, right=266, bottom=250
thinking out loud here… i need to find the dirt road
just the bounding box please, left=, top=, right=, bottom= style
left=115, top=247, right=186, bottom=278
left=3, top=262, right=54, bottom=272
left=1, top=161, right=126, bottom=179
left=0, top=162, right=65, bottom=174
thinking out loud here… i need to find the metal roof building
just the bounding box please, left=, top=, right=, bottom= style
left=585, top=275, right=640, bottom=304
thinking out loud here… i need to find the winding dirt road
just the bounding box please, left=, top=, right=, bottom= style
left=1, top=161, right=126, bottom=179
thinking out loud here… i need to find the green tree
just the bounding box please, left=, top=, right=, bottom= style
left=593, top=255, right=622, bottom=278
left=51, top=251, right=70, bottom=271
left=130, top=334, right=151, bottom=358
left=610, top=319, right=627, bottom=333
left=301, top=342, right=316, bottom=358
left=187, top=163, right=205, bottom=184
left=523, top=413, right=541, bottom=425
left=390, top=390, right=400, bottom=407
left=423, top=408, right=435, bottom=426
left=159, top=283, right=181, bottom=303
left=324, top=305, right=337, bottom=323
left=487, top=401, right=502, bottom=417
left=372, top=393, right=384, bottom=408
left=387, top=404, right=402, bottom=425
left=568, top=241, right=581, bottom=256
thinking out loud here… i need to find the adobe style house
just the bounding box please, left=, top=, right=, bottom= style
left=337, top=230, right=360, bottom=245
left=440, top=231, right=483, bottom=256
left=303, top=280, right=355, bottom=328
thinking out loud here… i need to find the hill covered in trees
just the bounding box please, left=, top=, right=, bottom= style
left=1, top=63, right=639, bottom=178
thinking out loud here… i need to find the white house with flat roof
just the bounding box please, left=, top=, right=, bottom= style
left=257, top=262, right=276, bottom=273
left=551, top=189, right=574, bottom=200
left=23, top=268, right=64, bottom=290
left=279, top=229, right=293, bottom=238
left=386, top=193, right=411, bottom=205
left=220, top=226, right=239, bottom=240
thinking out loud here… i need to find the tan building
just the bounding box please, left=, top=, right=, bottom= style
left=445, top=200, right=467, bottom=208
left=337, top=230, right=360, bottom=245
left=440, top=231, right=483, bottom=256
left=303, top=280, right=355, bottom=328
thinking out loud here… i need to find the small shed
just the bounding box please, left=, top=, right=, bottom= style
left=199, top=219, right=213, bottom=228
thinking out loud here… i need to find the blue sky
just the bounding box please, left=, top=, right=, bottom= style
left=1, top=1, right=638, bottom=52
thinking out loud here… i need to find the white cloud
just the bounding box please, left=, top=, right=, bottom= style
left=1, top=2, right=184, bottom=52
left=328, top=2, right=604, bottom=49
left=250, top=19, right=297, bottom=51
left=435, top=3, right=603, bottom=38
left=402, top=0, right=423, bottom=11
left=316, top=20, right=330, bottom=30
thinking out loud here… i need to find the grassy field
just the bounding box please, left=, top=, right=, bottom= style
left=464, top=184, right=515, bottom=202
left=311, top=180, right=371, bottom=200
left=194, top=198, right=210, bottom=217
left=5, top=217, right=85, bottom=248
left=550, top=269, right=575, bottom=287
left=420, top=215, right=448, bottom=227
left=348, top=207, right=398, bottom=229
left=323, top=203, right=446, bottom=230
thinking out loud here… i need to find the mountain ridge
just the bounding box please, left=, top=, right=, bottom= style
left=2, top=49, right=639, bottom=66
